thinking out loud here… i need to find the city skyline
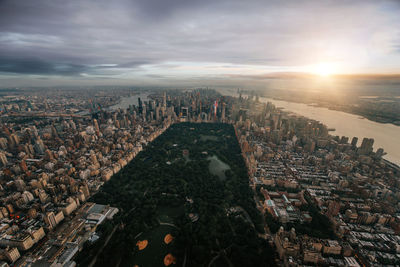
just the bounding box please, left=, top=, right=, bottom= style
left=1, top=0, right=400, bottom=87
left=0, top=88, right=399, bottom=266
left=0, top=1, right=400, bottom=265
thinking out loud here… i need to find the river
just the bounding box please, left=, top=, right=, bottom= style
left=108, top=92, right=150, bottom=110
left=218, top=88, right=400, bottom=165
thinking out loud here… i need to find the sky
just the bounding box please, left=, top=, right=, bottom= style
left=0, top=0, right=400, bottom=87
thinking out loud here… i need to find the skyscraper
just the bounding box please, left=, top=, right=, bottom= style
left=138, top=97, right=143, bottom=114
left=93, top=119, right=100, bottom=136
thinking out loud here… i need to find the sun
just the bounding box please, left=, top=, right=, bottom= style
left=312, top=62, right=336, bottom=77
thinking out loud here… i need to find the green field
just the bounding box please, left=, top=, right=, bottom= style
left=133, top=225, right=177, bottom=266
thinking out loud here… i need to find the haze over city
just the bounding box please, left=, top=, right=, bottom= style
left=1, top=1, right=400, bottom=267
left=1, top=0, right=400, bottom=87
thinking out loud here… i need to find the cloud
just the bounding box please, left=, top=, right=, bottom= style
left=0, top=57, right=87, bottom=75
left=0, top=0, right=399, bottom=86
left=0, top=57, right=147, bottom=76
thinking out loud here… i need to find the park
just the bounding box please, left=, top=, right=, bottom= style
left=79, top=123, right=275, bottom=267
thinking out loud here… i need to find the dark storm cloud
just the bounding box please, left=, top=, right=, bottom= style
left=129, top=0, right=206, bottom=18
left=0, top=0, right=399, bottom=86
left=116, top=61, right=151, bottom=68
left=0, top=57, right=147, bottom=76
left=0, top=57, right=88, bottom=75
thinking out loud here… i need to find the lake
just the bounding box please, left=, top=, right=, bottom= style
left=207, top=155, right=231, bottom=180
left=200, top=134, right=219, bottom=142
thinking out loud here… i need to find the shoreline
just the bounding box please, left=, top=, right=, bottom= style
left=268, top=96, right=400, bottom=127
left=217, top=89, right=400, bottom=165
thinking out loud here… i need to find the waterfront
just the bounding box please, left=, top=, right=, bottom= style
left=218, top=88, right=400, bottom=165
left=259, top=97, right=400, bottom=165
